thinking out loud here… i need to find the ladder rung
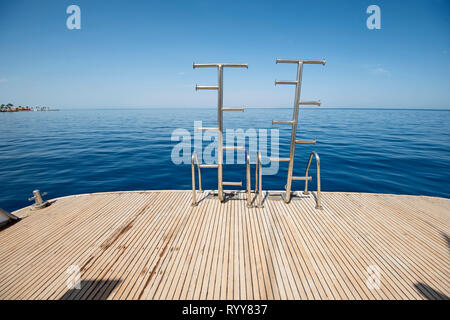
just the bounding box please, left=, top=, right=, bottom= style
left=197, top=127, right=219, bottom=131
left=292, top=176, right=312, bottom=181
left=272, top=120, right=294, bottom=125
left=194, top=63, right=248, bottom=68
left=299, top=101, right=321, bottom=106
left=199, top=164, right=219, bottom=169
left=223, top=181, right=242, bottom=186
left=268, top=192, right=283, bottom=196
left=270, top=157, right=290, bottom=162
left=296, top=140, right=316, bottom=144
left=196, top=85, right=219, bottom=90
left=276, top=59, right=326, bottom=65
left=222, top=108, right=244, bottom=112
left=275, top=80, right=298, bottom=85
left=302, top=60, right=326, bottom=65
left=223, top=146, right=244, bottom=150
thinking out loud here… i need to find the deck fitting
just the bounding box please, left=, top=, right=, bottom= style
left=28, top=190, right=50, bottom=210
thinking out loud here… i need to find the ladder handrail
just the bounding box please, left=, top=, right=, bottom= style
left=303, top=151, right=322, bottom=209
left=246, top=152, right=263, bottom=208
left=191, top=151, right=202, bottom=206
left=246, top=153, right=252, bottom=207
left=256, top=152, right=263, bottom=207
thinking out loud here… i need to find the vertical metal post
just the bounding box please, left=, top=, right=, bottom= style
left=192, top=158, right=197, bottom=206
left=246, top=152, right=251, bottom=207
left=284, top=62, right=303, bottom=203
left=217, top=65, right=224, bottom=201
left=191, top=151, right=203, bottom=206
left=257, top=152, right=263, bottom=207
left=255, top=153, right=258, bottom=196
left=34, top=190, right=44, bottom=205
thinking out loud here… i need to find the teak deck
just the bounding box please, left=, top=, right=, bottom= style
left=0, top=190, right=449, bottom=300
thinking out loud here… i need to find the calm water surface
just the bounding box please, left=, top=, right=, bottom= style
left=0, top=108, right=449, bottom=211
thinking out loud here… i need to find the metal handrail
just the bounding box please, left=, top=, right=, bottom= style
left=256, top=152, right=263, bottom=207
left=303, top=151, right=322, bottom=210
left=246, top=153, right=252, bottom=207
left=246, top=152, right=263, bottom=208
left=191, top=151, right=202, bottom=206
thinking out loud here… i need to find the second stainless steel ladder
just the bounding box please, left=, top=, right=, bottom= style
left=271, top=58, right=326, bottom=207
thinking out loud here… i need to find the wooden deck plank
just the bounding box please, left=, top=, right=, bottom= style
left=325, top=193, right=444, bottom=299
left=148, top=192, right=205, bottom=300
left=124, top=191, right=193, bottom=300
left=58, top=192, right=158, bottom=300
left=0, top=193, right=122, bottom=298
left=0, top=190, right=448, bottom=300
left=89, top=191, right=177, bottom=300
left=270, top=197, right=346, bottom=299
left=38, top=193, right=148, bottom=300
left=106, top=191, right=176, bottom=299
left=344, top=194, right=449, bottom=292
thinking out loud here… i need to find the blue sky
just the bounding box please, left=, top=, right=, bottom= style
left=0, top=0, right=449, bottom=108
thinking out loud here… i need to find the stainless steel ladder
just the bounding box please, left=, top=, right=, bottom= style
left=192, top=63, right=248, bottom=203
left=271, top=58, right=326, bottom=208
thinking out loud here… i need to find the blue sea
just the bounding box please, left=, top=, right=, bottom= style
left=0, top=108, right=449, bottom=212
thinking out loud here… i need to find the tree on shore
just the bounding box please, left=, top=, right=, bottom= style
left=1, top=104, right=12, bottom=111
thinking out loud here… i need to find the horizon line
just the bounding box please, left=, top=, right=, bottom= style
left=54, top=106, right=450, bottom=110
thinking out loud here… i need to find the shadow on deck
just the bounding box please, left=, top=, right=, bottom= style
left=60, top=280, right=121, bottom=300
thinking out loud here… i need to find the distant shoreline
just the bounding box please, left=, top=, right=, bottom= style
left=0, top=106, right=59, bottom=113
